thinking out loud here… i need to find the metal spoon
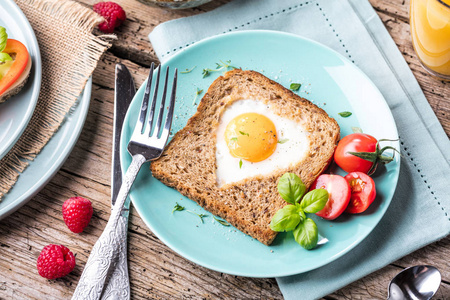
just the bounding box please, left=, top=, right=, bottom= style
left=387, top=265, right=441, bottom=300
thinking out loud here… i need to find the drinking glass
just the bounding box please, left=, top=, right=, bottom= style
left=410, top=0, right=450, bottom=80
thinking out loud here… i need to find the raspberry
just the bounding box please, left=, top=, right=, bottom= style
left=62, top=197, right=93, bottom=233
left=37, top=244, right=76, bottom=279
left=93, top=2, right=126, bottom=33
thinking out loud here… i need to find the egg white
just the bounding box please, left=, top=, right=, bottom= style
left=215, top=99, right=310, bottom=187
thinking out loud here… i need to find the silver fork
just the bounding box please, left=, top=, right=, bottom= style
left=72, top=63, right=177, bottom=300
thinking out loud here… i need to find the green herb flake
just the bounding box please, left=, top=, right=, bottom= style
left=278, top=138, right=289, bottom=144
left=202, top=60, right=237, bottom=78
left=352, top=127, right=363, bottom=133
left=231, top=137, right=238, bottom=142
left=192, top=87, right=204, bottom=105
left=239, top=159, right=243, bottom=169
left=172, top=202, right=185, bottom=214
left=180, top=66, right=197, bottom=74
left=338, top=111, right=352, bottom=118
left=213, top=216, right=230, bottom=226
left=289, top=83, right=301, bottom=91
left=239, top=131, right=249, bottom=136
left=187, top=210, right=207, bottom=223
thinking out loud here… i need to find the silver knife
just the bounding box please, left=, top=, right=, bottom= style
left=100, top=63, right=136, bottom=299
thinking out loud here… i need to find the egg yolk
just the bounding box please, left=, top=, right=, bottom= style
left=224, top=113, right=277, bottom=162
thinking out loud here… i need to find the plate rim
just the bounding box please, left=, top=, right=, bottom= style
left=0, top=78, right=92, bottom=220
left=0, top=0, right=42, bottom=159
left=121, top=30, right=401, bottom=277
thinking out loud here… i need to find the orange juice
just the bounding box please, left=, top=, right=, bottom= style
left=410, top=0, right=450, bottom=79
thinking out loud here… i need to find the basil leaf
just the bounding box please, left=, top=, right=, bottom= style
left=338, top=111, right=352, bottom=118
left=277, top=173, right=306, bottom=204
left=300, top=189, right=329, bottom=213
left=293, top=218, right=319, bottom=250
left=290, top=83, right=301, bottom=91
left=295, top=203, right=306, bottom=222
left=270, top=205, right=301, bottom=232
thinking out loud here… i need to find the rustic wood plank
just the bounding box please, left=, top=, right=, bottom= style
left=0, top=0, right=449, bottom=299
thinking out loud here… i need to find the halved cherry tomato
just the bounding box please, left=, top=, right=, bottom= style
left=312, top=174, right=351, bottom=220
left=344, top=172, right=376, bottom=214
left=0, top=39, right=29, bottom=96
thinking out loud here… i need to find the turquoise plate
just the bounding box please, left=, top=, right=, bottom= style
left=0, top=0, right=42, bottom=160
left=120, top=30, right=400, bottom=277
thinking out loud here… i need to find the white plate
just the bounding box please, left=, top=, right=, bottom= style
left=0, top=0, right=42, bottom=160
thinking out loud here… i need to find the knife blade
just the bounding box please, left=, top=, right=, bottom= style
left=96, top=63, right=135, bottom=300
left=112, top=63, right=136, bottom=206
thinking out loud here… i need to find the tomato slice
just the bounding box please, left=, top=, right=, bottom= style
left=0, top=39, right=29, bottom=95
left=344, top=172, right=376, bottom=213
left=312, top=174, right=351, bottom=220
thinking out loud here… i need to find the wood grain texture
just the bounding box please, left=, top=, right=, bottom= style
left=0, top=0, right=449, bottom=299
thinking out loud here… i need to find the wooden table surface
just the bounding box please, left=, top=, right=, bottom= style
left=1, top=0, right=449, bottom=299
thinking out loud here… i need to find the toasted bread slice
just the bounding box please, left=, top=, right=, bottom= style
left=151, top=69, right=340, bottom=245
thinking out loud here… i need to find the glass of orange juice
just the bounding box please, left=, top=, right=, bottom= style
left=410, top=0, right=450, bottom=80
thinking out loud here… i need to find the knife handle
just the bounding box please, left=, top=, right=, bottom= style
left=71, top=154, right=145, bottom=300
left=100, top=214, right=130, bottom=300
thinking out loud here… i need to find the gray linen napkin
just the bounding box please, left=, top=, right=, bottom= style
left=149, top=0, right=450, bottom=299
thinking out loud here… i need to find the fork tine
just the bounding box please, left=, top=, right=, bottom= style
left=144, top=65, right=161, bottom=137
left=134, top=62, right=154, bottom=136
left=153, top=66, right=170, bottom=137
left=160, top=69, right=177, bottom=142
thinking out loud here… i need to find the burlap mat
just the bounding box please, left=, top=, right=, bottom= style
left=0, top=0, right=112, bottom=199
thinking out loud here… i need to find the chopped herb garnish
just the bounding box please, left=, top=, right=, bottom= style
left=231, top=137, right=238, bottom=142
left=192, top=87, right=203, bottom=105
left=338, top=111, right=352, bottom=118
left=352, top=127, right=363, bottom=133
left=180, top=66, right=197, bottom=74
left=290, top=83, right=301, bottom=91
left=278, top=138, right=289, bottom=144
left=202, top=60, right=237, bottom=78
left=187, top=211, right=207, bottom=223
left=239, top=131, right=249, bottom=136
left=172, top=202, right=185, bottom=213
left=239, top=159, right=243, bottom=169
left=213, top=216, right=230, bottom=227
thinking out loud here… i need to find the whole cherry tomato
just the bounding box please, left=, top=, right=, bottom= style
left=334, top=133, right=377, bottom=173
left=334, top=133, right=397, bottom=174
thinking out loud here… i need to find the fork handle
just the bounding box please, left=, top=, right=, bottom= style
left=71, top=154, right=146, bottom=300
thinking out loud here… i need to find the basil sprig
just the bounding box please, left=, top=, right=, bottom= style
left=270, top=173, right=328, bottom=250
